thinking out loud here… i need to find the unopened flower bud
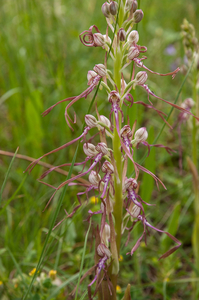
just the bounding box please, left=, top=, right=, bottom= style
left=99, top=115, right=111, bottom=129
left=185, top=49, right=192, bottom=59
left=192, top=37, right=198, bottom=46
left=87, top=70, right=98, bottom=85
left=101, top=2, right=110, bottom=18
left=130, top=204, right=140, bottom=218
left=132, top=0, right=138, bottom=12
left=128, top=46, right=140, bottom=60
left=101, top=223, right=110, bottom=246
left=101, top=35, right=112, bottom=51
left=118, top=28, right=126, bottom=42
left=181, top=19, right=189, bottom=31
left=127, top=30, right=139, bottom=44
left=120, top=125, right=132, bottom=138
left=102, top=161, right=114, bottom=173
left=133, top=9, right=144, bottom=23
left=124, top=177, right=138, bottom=190
left=125, top=0, right=138, bottom=12
left=95, top=142, right=108, bottom=155
left=125, top=0, right=133, bottom=12
left=109, top=1, right=118, bottom=15
left=104, top=35, right=111, bottom=45
left=134, top=127, right=148, bottom=144
left=89, top=170, right=101, bottom=186
left=97, top=243, right=112, bottom=258
left=135, top=71, right=148, bottom=85
left=93, top=33, right=105, bottom=47
left=49, top=270, right=57, bottom=280
left=85, top=114, right=97, bottom=128
left=83, top=143, right=98, bottom=157
left=93, top=64, right=107, bottom=77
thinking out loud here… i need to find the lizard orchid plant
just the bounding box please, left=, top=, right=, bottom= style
left=25, top=1, right=199, bottom=299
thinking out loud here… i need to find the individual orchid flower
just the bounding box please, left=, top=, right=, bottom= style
left=88, top=243, right=112, bottom=300
left=133, top=127, right=148, bottom=146
left=130, top=127, right=175, bottom=156
left=123, top=32, right=180, bottom=78
left=124, top=178, right=145, bottom=216
left=109, top=90, right=124, bottom=133
left=79, top=25, right=103, bottom=47
left=71, top=242, right=112, bottom=300
left=125, top=177, right=156, bottom=205
left=100, top=161, right=114, bottom=198
left=120, top=125, right=133, bottom=153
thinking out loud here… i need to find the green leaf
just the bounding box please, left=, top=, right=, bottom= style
left=161, top=201, right=181, bottom=251
left=74, top=220, right=92, bottom=300
left=31, top=294, right=40, bottom=300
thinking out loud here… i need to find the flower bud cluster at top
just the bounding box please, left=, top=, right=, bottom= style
left=26, top=0, right=196, bottom=297
left=181, top=19, right=199, bottom=64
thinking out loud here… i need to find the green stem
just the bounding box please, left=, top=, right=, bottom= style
left=192, top=69, right=198, bottom=169
left=108, top=38, right=123, bottom=300
left=113, top=43, right=123, bottom=254
left=113, top=121, right=123, bottom=253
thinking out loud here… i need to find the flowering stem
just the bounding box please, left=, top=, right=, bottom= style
left=113, top=40, right=123, bottom=249
left=109, top=40, right=123, bottom=299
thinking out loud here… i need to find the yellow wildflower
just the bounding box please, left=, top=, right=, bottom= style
left=90, top=196, right=98, bottom=204
left=119, top=255, right=123, bottom=261
left=116, top=285, right=122, bottom=294
left=29, top=268, right=36, bottom=276
left=49, top=270, right=57, bottom=280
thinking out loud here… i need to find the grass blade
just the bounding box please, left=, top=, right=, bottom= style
left=7, top=247, right=29, bottom=290
left=0, top=147, right=19, bottom=206
left=79, top=290, right=88, bottom=300
left=0, top=174, right=27, bottom=217
left=75, top=219, right=92, bottom=300
left=46, top=273, right=80, bottom=300
left=22, top=144, right=79, bottom=300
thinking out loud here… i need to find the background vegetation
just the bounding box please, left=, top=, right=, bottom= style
left=0, top=0, right=199, bottom=299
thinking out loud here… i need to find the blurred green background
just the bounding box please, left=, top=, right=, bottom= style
left=0, top=0, right=199, bottom=299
